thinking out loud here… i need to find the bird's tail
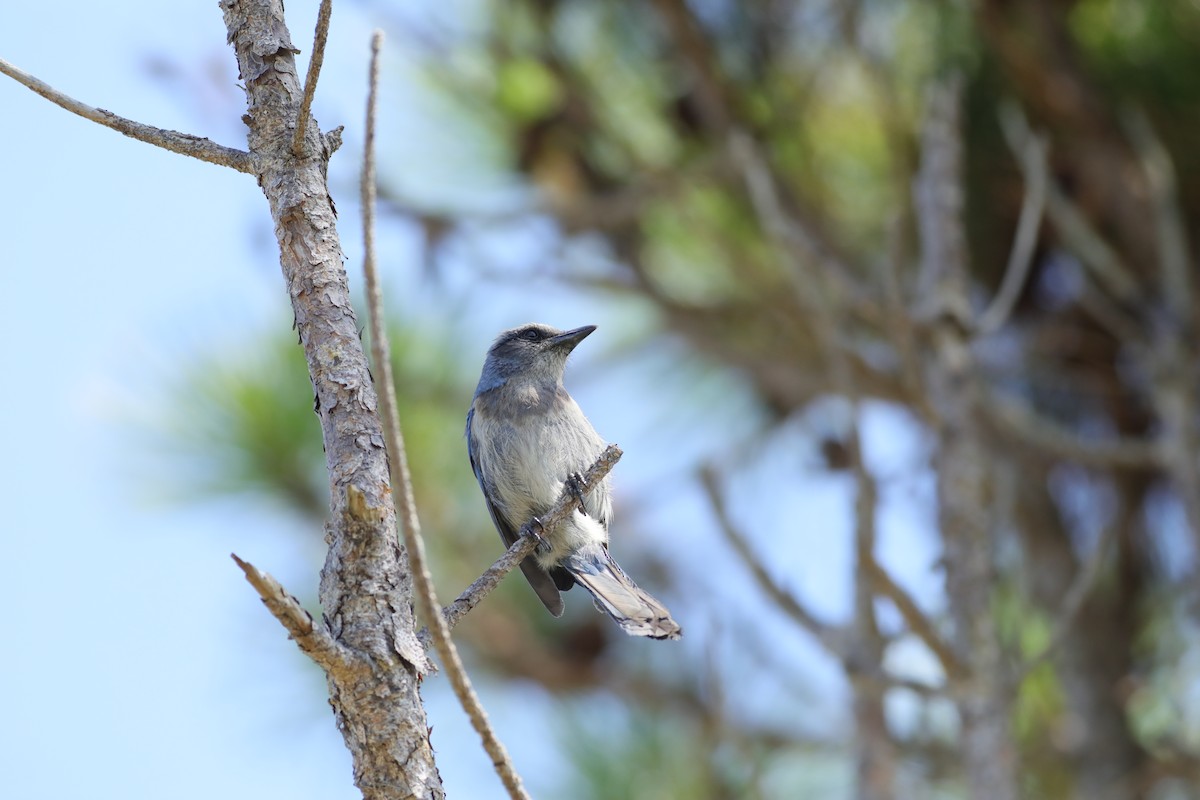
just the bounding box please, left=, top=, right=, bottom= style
left=562, top=546, right=682, bottom=640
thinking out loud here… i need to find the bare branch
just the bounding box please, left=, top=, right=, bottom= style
left=358, top=32, right=530, bottom=800
left=1149, top=341, right=1200, bottom=545
left=880, top=213, right=928, bottom=413
left=221, top=0, right=441, bottom=790
left=1014, top=520, right=1117, bottom=682
left=292, top=0, right=334, bottom=158
left=728, top=129, right=876, bottom=325
left=323, top=124, right=344, bottom=156
left=729, top=80, right=903, bottom=794
left=429, top=537, right=537, bottom=646
left=426, top=445, right=624, bottom=644
left=231, top=553, right=347, bottom=670
left=0, top=56, right=254, bottom=174
left=1119, top=108, right=1200, bottom=540
left=863, top=557, right=965, bottom=680
left=999, top=103, right=1142, bottom=308
left=1124, top=107, right=1193, bottom=326
left=977, top=127, right=1048, bottom=335
left=846, top=406, right=904, bottom=799
left=700, top=467, right=849, bottom=656
left=983, top=394, right=1161, bottom=469
left=1077, top=280, right=1145, bottom=344
left=918, top=76, right=1018, bottom=800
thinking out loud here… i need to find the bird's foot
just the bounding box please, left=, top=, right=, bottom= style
left=565, top=471, right=588, bottom=515
left=520, top=517, right=549, bottom=552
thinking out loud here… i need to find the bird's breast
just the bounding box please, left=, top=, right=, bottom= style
left=472, top=384, right=610, bottom=521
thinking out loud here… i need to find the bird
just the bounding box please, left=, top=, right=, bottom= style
left=466, top=323, right=682, bottom=641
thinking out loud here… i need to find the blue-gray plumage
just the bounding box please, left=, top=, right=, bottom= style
left=466, top=323, right=682, bottom=640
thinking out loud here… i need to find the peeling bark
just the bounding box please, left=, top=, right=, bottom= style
left=220, top=1, right=441, bottom=796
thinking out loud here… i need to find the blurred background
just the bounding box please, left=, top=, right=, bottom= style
left=4, top=1, right=1200, bottom=798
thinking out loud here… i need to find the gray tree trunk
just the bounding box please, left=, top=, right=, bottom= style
left=220, top=1, right=443, bottom=796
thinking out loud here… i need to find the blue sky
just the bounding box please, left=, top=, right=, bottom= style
left=0, top=3, right=445, bottom=798
left=0, top=3, right=947, bottom=798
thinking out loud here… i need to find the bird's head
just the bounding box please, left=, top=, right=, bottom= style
left=475, top=323, right=595, bottom=394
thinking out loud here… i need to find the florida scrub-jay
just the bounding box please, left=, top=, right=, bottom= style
left=466, top=323, right=681, bottom=640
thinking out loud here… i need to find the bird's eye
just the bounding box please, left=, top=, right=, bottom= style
left=521, top=328, right=542, bottom=341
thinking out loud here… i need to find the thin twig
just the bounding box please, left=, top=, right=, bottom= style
left=1123, top=107, right=1192, bottom=327
left=998, top=103, right=1142, bottom=308
left=292, top=0, right=334, bottom=158
left=230, top=553, right=347, bottom=670
left=358, top=32, right=530, bottom=800
left=1077, top=280, right=1145, bottom=344
left=977, top=127, right=1048, bottom=335
left=845, top=402, right=905, bottom=795
left=0, top=56, right=254, bottom=174
left=1121, top=108, right=1200, bottom=540
left=863, top=557, right=966, bottom=680
left=1014, top=520, right=1117, bottom=683
left=435, top=537, right=538, bottom=639
left=699, top=467, right=849, bottom=656
left=880, top=213, right=929, bottom=414
left=420, top=444, right=624, bottom=645
left=983, top=394, right=1160, bottom=469
left=728, top=128, right=876, bottom=324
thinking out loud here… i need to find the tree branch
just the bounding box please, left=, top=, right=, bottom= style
left=917, top=76, right=1018, bottom=800
left=983, top=394, right=1161, bottom=469
left=220, top=1, right=441, bottom=795
left=999, top=103, right=1143, bottom=309
left=728, top=129, right=877, bottom=326
left=422, top=444, right=624, bottom=645
left=230, top=553, right=347, bottom=670
left=699, top=466, right=849, bottom=657
left=292, top=0, right=334, bottom=158
left=880, top=213, right=929, bottom=414
left=1124, top=107, right=1192, bottom=327
left=0, top=56, right=254, bottom=173
left=976, top=124, right=1047, bottom=335
left=358, top=32, right=530, bottom=800
left=1014, top=519, right=1117, bottom=682
left=845, top=407, right=904, bottom=800
left=428, top=535, right=537, bottom=644
left=1123, top=108, right=1200, bottom=544
left=863, top=557, right=965, bottom=680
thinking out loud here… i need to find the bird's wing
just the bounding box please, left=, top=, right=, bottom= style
left=466, top=406, right=565, bottom=616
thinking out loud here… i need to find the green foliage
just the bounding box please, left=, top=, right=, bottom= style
left=159, top=327, right=328, bottom=520
left=496, top=58, right=562, bottom=122
left=1129, top=589, right=1200, bottom=750
left=157, top=318, right=486, bottom=564
left=1071, top=0, right=1200, bottom=97
left=558, top=701, right=756, bottom=800
left=992, top=581, right=1067, bottom=752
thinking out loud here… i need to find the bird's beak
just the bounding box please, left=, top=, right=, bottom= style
left=550, top=325, right=596, bottom=352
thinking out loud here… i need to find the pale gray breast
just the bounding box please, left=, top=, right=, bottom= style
left=474, top=384, right=612, bottom=525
